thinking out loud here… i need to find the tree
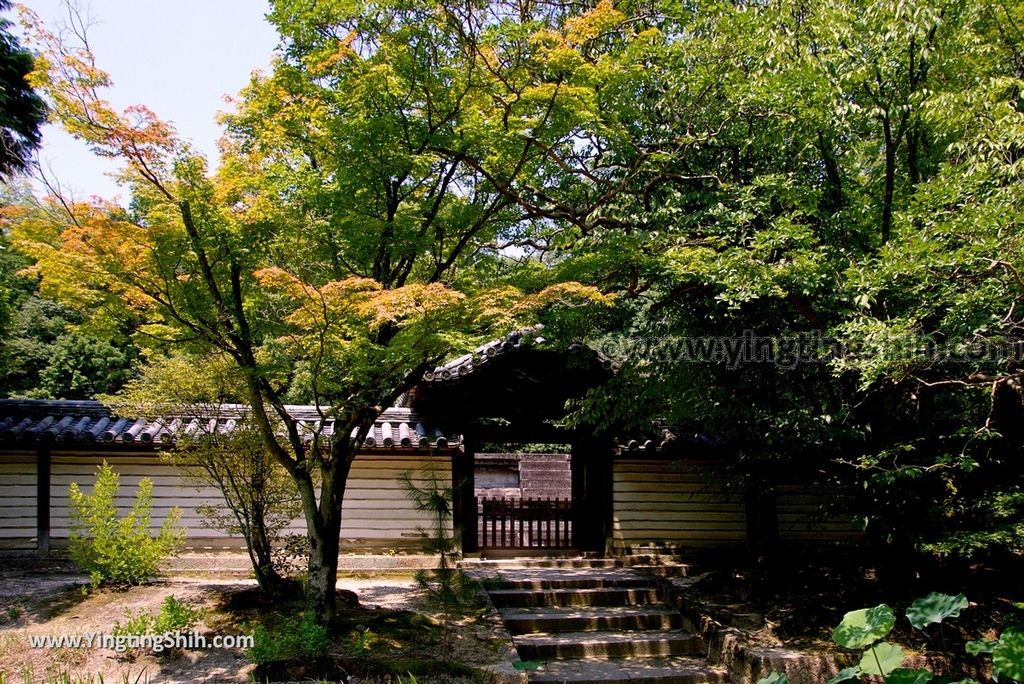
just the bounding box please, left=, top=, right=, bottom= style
left=68, top=460, right=185, bottom=587
left=12, top=1, right=611, bottom=623
left=0, top=292, right=137, bottom=399
left=111, top=352, right=302, bottom=594
left=0, top=0, right=45, bottom=178
left=2, top=189, right=139, bottom=400
left=401, top=467, right=478, bottom=659
left=563, top=0, right=1024, bottom=566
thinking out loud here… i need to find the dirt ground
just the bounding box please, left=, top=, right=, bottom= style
left=665, top=548, right=1022, bottom=681
left=0, top=571, right=506, bottom=684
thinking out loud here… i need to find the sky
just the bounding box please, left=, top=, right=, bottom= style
left=22, top=0, right=280, bottom=202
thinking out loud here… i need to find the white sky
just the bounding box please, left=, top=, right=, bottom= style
left=23, top=0, right=279, bottom=202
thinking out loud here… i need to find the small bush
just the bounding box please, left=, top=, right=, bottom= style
left=113, top=596, right=203, bottom=637
left=68, top=461, right=185, bottom=586
left=247, top=611, right=329, bottom=665
left=342, top=626, right=378, bottom=658
left=400, top=468, right=479, bottom=659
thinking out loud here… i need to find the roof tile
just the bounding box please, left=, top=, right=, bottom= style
left=0, top=400, right=458, bottom=451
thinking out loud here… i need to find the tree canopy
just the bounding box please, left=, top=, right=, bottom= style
left=0, top=0, right=45, bottom=179
left=9, top=0, right=612, bottom=622
left=5, top=0, right=1024, bottom=618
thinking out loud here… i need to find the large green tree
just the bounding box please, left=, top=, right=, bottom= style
left=12, top=0, right=1024, bottom=617
left=0, top=0, right=44, bottom=178
left=559, top=0, right=1024, bottom=563
left=12, top=1, right=610, bottom=623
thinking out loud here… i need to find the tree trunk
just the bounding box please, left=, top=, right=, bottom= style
left=906, top=124, right=921, bottom=188
left=817, top=130, right=843, bottom=214
left=246, top=512, right=284, bottom=594
left=303, top=450, right=354, bottom=625
left=882, top=115, right=896, bottom=244
left=306, top=509, right=342, bottom=624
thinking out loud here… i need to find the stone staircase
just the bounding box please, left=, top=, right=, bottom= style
left=464, top=558, right=728, bottom=683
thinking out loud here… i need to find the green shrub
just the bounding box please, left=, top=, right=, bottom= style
left=400, top=468, right=480, bottom=659
left=247, top=611, right=329, bottom=665
left=342, top=625, right=378, bottom=658
left=757, top=592, right=1024, bottom=684
left=68, top=461, right=185, bottom=586
left=825, top=593, right=975, bottom=683
left=112, top=596, right=203, bottom=636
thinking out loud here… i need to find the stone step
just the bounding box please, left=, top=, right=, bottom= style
left=476, top=569, right=653, bottom=591
left=489, top=587, right=661, bottom=608
left=526, top=656, right=729, bottom=683
left=514, top=629, right=705, bottom=660
left=627, top=565, right=693, bottom=578
left=464, top=555, right=691, bottom=566
left=461, top=557, right=634, bottom=569
left=501, top=606, right=684, bottom=634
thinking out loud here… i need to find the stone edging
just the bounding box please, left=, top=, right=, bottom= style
left=652, top=573, right=849, bottom=684
left=469, top=575, right=528, bottom=684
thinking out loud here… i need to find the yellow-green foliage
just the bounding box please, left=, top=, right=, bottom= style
left=68, top=461, right=185, bottom=586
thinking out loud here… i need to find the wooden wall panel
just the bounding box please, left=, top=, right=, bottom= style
left=776, top=484, right=861, bottom=541
left=0, top=455, right=36, bottom=546
left=611, top=459, right=747, bottom=549
left=1, top=451, right=451, bottom=550
left=611, top=459, right=862, bottom=549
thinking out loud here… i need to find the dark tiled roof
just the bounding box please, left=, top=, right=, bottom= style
left=422, top=326, right=548, bottom=382
left=0, top=400, right=457, bottom=450
left=422, top=325, right=614, bottom=382
left=613, top=432, right=723, bottom=455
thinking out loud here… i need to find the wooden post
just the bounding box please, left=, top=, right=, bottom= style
left=453, top=440, right=477, bottom=553
left=570, top=439, right=587, bottom=550
left=745, top=461, right=779, bottom=561
left=572, top=435, right=614, bottom=554
left=36, top=444, right=51, bottom=559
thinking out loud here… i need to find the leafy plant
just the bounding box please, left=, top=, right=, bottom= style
left=755, top=674, right=789, bottom=684
left=342, top=625, right=377, bottom=658
left=67, top=461, right=185, bottom=586
left=825, top=594, right=976, bottom=683
left=4, top=599, right=24, bottom=623
left=113, top=596, right=203, bottom=636
left=907, top=593, right=969, bottom=654
left=966, top=627, right=1024, bottom=682
left=512, top=660, right=542, bottom=672
left=764, top=592, right=1024, bottom=684
left=832, top=605, right=897, bottom=650
left=400, top=467, right=480, bottom=659
left=0, top=669, right=150, bottom=684
left=907, top=593, right=969, bottom=631
left=246, top=611, right=329, bottom=666
left=111, top=357, right=303, bottom=595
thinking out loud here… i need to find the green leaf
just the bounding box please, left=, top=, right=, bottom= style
left=886, top=668, right=933, bottom=684
left=833, top=604, right=896, bottom=649
left=513, top=660, right=541, bottom=671
left=859, top=642, right=905, bottom=677
left=827, top=666, right=862, bottom=684
left=755, top=674, right=789, bottom=684
left=993, top=628, right=1024, bottom=681
left=906, top=593, right=969, bottom=630
left=965, top=639, right=997, bottom=656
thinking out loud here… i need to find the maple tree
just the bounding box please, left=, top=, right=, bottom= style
left=10, top=1, right=612, bottom=622
left=12, top=0, right=1024, bottom=626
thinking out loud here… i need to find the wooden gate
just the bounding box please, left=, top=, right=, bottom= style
left=476, top=496, right=574, bottom=549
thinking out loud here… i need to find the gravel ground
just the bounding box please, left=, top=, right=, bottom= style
left=0, top=570, right=421, bottom=684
